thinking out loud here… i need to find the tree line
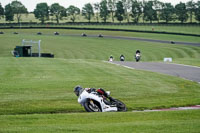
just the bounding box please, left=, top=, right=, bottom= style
left=0, top=0, right=200, bottom=24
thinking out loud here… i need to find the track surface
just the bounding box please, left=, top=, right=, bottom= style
left=11, top=32, right=200, bottom=46
left=84, top=34, right=200, bottom=47
left=110, top=61, right=200, bottom=82
left=54, top=34, right=200, bottom=47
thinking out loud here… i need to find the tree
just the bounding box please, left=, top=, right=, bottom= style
left=141, top=0, right=146, bottom=23
left=160, top=3, right=175, bottom=23
left=122, top=0, right=132, bottom=23
left=50, top=3, right=66, bottom=24
left=143, top=1, right=157, bottom=23
left=82, top=3, right=94, bottom=22
left=108, top=0, right=116, bottom=22
left=0, top=3, right=4, bottom=19
left=66, top=5, right=80, bottom=22
left=100, top=0, right=109, bottom=22
left=34, top=3, right=49, bottom=24
left=175, top=2, right=188, bottom=23
left=5, top=4, right=14, bottom=22
left=186, top=0, right=196, bottom=23
left=94, top=3, right=100, bottom=22
left=153, top=0, right=163, bottom=23
left=194, top=1, right=200, bottom=23
left=10, top=0, right=28, bottom=23
left=131, top=0, right=142, bottom=23
left=115, top=1, right=124, bottom=23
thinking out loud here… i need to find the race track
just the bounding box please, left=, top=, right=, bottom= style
left=110, top=61, right=200, bottom=83
left=87, top=34, right=200, bottom=47
left=60, top=34, right=200, bottom=47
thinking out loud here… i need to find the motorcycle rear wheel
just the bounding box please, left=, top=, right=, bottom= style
left=84, top=99, right=102, bottom=112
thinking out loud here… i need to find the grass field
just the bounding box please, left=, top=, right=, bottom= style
left=0, top=14, right=200, bottom=35
left=0, top=29, right=200, bottom=132
left=26, top=24, right=200, bottom=35
left=1, top=29, right=200, bottom=65
left=0, top=110, right=199, bottom=133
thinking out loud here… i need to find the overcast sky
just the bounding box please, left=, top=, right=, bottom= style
left=0, top=0, right=198, bottom=12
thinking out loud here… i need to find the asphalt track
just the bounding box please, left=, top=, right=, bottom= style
left=18, top=32, right=200, bottom=46
left=15, top=33, right=200, bottom=82
left=103, top=35, right=200, bottom=47
left=57, top=34, right=200, bottom=46
left=48, top=33, right=200, bottom=82
left=84, top=34, right=200, bottom=47
left=110, top=61, right=200, bottom=83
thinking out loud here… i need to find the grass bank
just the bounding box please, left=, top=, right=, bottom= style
left=0, top=30, right=200, bottom=66
left=0, top=58, right=199, bottom=115
left=0, top=110, right=199, bottom=133
left=0, top=29, right=199, bottom=132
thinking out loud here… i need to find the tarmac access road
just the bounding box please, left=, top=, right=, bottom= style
left=110, top=61, right=200, bottom=83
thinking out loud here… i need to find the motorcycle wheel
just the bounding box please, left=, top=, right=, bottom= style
left=84, top=99, right=102, bottom=112
left=113, top=99, right=127, bottom=112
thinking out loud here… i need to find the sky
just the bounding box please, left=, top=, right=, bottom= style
left=0, top=0, right=198, bottom=12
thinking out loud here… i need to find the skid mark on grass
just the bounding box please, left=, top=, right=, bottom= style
left=133, top=105, right=200, bottom=112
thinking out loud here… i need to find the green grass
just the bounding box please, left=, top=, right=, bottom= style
left=0, top=29, right=200, bottom=66
left=0, top=57, right=200, bottom=115
left=0, top=110, right=200, bottom=133
left=1, top=28, right=200, bottom=44
left=0, top=13, right=200, bottom=35
left=33, top=24, right=199, bottom=35
left=0, top=29, right=200, bottom=132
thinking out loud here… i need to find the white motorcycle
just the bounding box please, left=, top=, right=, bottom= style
left=135, top=53, right=141, bottom=62
left=75, top=88, right=127, bottom=112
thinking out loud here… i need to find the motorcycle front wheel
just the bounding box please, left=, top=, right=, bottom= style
left=84, top=99, right=102, bottom=112
left=136, top=58, right=140, bottom=62
left=113, top=99, right=127, bottom=112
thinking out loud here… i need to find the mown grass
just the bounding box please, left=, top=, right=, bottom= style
left=1, top=12, right=200, bottom=34
left=1, top=28, right=200, bottom=44
left=0, top=29, right=200, bottom=66
left=29, top=24, right=199, bottom=35
left=0, top=29, right=200, bottom=132
left=0, top=110, right=200, bottom=133
left=0, top=57, right=200, bottom=115
left=0, top=13, right=200, bottom=35
left=0, top=58, right=200, bottom=115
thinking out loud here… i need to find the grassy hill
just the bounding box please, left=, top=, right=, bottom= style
left=1, top=29, right=200, bottom=65
left=0, top=29, right=200, bottom=132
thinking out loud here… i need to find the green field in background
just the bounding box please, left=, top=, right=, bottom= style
left=0, top=29, right=199, bottom=132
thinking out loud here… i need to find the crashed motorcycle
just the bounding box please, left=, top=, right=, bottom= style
left=76, top=89, right=127, bottom=112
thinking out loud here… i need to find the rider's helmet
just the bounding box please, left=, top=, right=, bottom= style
left=136, top=50, right=141, bottom=54
left=74, top=85, right=83, bottom=96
